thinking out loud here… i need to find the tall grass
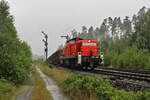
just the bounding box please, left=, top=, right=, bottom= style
left=0, top=78, right=16, bottom=100
left=38, top=66, right=69, bottom=83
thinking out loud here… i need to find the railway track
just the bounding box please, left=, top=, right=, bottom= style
left=91, top=68, right=150, bottom=82
left=49, top=64, right=150, bottom=91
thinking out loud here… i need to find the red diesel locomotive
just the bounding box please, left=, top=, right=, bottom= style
left=48, top=37, right=103, bottom=69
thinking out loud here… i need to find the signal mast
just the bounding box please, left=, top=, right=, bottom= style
left=42, top=31, right=48, bottom=61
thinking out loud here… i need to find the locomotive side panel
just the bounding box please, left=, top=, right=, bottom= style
left=70, top=40, right=76, bottom=57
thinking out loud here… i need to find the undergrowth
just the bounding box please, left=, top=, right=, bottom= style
left=62, top=74, right=150, bottom=100
left=0, top=78, right=16, bottom=100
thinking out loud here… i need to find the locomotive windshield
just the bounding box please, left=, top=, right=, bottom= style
left=83, top=43, right=96, bottom=46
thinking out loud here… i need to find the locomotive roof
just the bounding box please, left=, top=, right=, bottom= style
left=67, top=37, right=83, bottom=43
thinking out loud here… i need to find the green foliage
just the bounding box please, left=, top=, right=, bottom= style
left=104, top=45, right=150, bottom=69
left=104, top=50, right=118, bottom=67
left=0, top=35, right=32, bottom=84
left=137, top=91, right=150, bottom=100
left=111, top=90, right=136, bottom=100
left=62, top=74, right=150, bottom=100
left=0, top=78, right=14, bottom=94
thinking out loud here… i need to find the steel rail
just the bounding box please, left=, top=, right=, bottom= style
left=92, top=68, right=150, bottom=82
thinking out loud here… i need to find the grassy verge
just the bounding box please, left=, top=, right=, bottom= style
left=0, top=79, right=16, bottom=100
left=0, top=75, right=34, bottom=100
left=31, top=66, right=51, bottom=100
left=36, top=61, right=150, bottom=100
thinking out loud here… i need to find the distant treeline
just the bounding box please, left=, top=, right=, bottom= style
left=0, top=0, right=32, bottom=84
left=67, top=7, right=150, bottom=70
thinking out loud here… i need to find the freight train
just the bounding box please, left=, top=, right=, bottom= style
left=47, top=37, right=104, bottom=70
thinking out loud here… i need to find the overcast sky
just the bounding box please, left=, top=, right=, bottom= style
left=6, top=0, right=150, bottom=56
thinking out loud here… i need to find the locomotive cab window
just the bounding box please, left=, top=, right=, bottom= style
left=69, top=40, right=75, bottom=44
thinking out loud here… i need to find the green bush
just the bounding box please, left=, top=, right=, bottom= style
left=61, top=74, right=150, bottom=100
left=104, top=50, right=118, bottom=67
left=136, top=91, right=150, bottom=100
left=0, top=78, right=16, bottom=100
left=0, top=78, right=14, bottom=94
left=111, top=90, right=136, bottom=100
left=120, top=46, right=150, bottom=69
left=61, top=74, right=114, bottom=100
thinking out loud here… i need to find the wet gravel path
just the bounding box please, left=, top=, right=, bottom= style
left=36, top=66, right=70, bottom=100
left=16, top=86, right=33, bottom=100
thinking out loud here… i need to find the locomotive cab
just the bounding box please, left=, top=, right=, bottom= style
left=78, top=40, right=102, bottom=69
left=81, top=40, right=97, bottom=56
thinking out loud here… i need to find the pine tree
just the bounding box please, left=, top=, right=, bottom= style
left=122, top=16, right=132, bottom=39
left=0, top=0, right=17, bottom=38
left=134, top=7, right=150, bottom=51
left=99, top=19, right=109, bottom=40
left=87, top=26, right=94, bottom=39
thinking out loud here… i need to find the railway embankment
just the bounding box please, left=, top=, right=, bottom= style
left=35, top=61, right=150, bottom=100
